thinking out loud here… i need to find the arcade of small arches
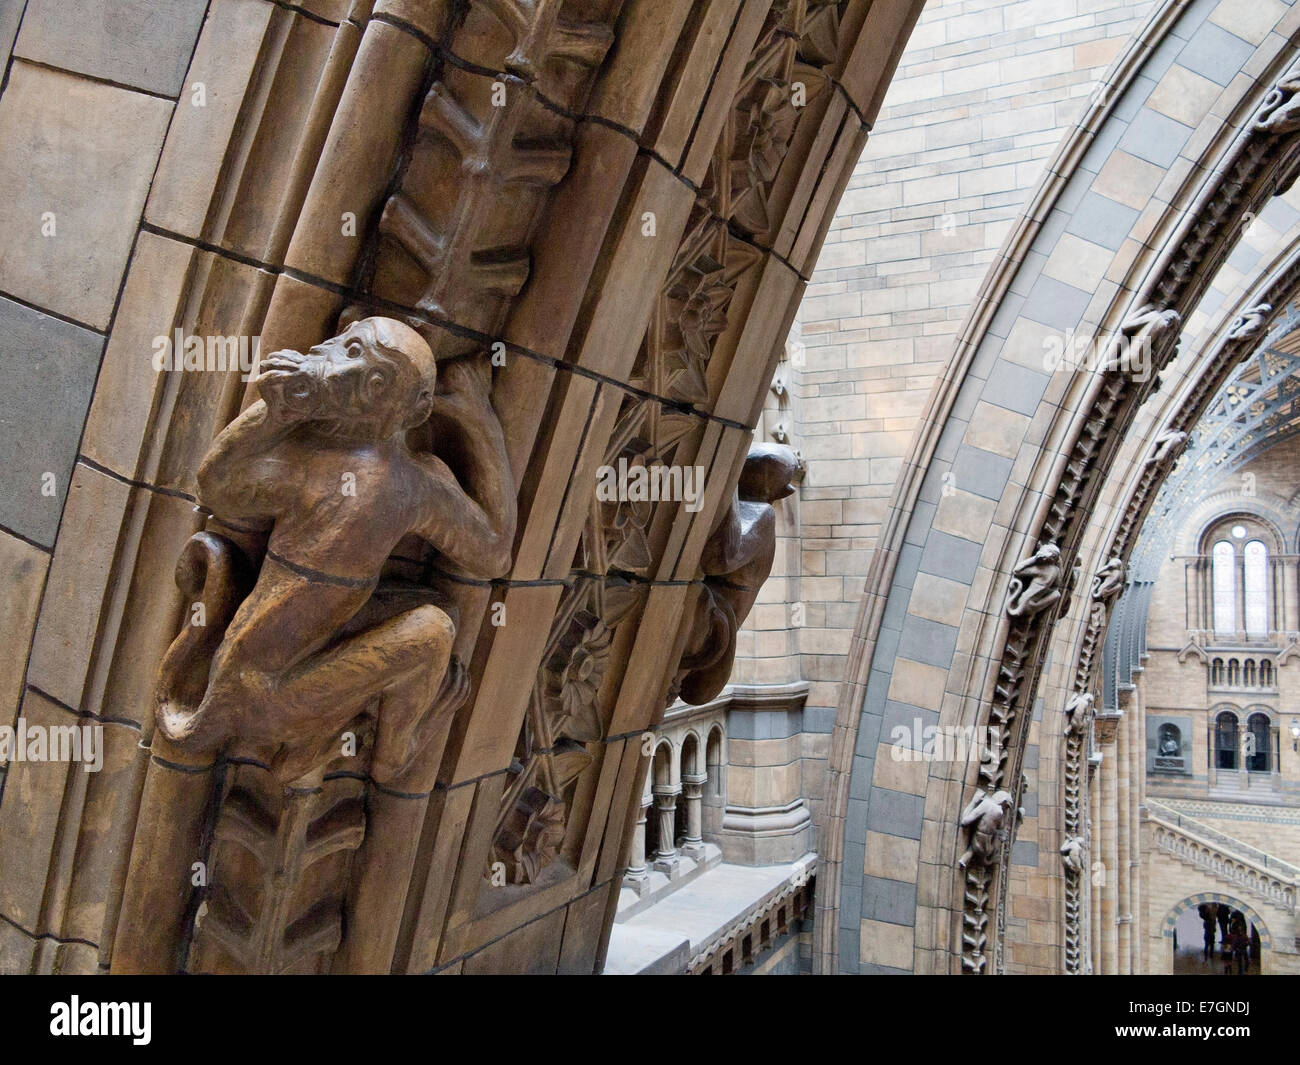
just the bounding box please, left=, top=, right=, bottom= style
left=626, top=718, right=727, bottom=891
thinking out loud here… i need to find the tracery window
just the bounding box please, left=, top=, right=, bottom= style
left=1202, top=518, right=1277, bottom=637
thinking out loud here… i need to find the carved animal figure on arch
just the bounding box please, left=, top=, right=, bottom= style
left=673, top=443, right=801, bottom=705
left=155, top=317, right=517, bottom=788
left=1005, top=542, right=1064, bottom=619
left=957, top=788, right=1015, bottom=869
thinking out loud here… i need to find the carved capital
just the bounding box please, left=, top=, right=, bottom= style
left=1093, top=710, right=1122, bottom=745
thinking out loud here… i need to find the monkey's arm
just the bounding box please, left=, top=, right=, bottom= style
left=412, top=361, right=517, bottom=579
left=196, top=399, right=299, bottom=521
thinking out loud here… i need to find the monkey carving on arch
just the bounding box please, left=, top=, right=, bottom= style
left=155, top=317, right=516, bottom=786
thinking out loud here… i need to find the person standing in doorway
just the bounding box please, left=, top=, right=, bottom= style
left=1199, top=903, right=1217, bottom=961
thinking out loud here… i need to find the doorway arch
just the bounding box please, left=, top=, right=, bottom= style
left=1162, top=893, right=1272, bottom=974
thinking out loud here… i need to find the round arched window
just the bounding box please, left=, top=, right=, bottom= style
left=1215, top=711, right=1239, bottom=771
left=1203, top=518, right=1276, bottom=637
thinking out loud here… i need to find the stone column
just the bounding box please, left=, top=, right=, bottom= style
left=624, top=801, right=651, bottom=896
left=652, top=784, right=681, bottom=878
left=1128, top=690, right=1143, bottom=973
left=1096, top=713, right=1121, bottom=974
left=680, top=772, right=707, bottom=860
left=1089, top=753, right=1103, bottom=973
left=1115, top=704, right=1132, bottom=975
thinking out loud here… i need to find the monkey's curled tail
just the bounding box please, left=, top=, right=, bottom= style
left=155, top=531, right=253, bottom=752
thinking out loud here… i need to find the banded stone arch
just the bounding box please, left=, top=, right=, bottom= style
left=1162, top=892, right=1272, bottom=948
left=818, top=0, right=1300, bottom=974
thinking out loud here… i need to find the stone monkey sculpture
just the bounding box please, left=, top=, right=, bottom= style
left=1060, top=836, right=1085, bottom=874
left=155, top=316, right=516, bottom=785
left=1255, top=69, right=1300, bottom=134
left=1090, top=557, right=1125, bottom=602
left=957, top=788, right=1015, bottom=869
left=1063, top=691, right=1095, bottom=739
left=1099, top=302, right=1181, bottom=377
left=673, top=443, right=800, bottom=705
left=1145, top=428, right=1187, bottom=467
left=1226, top=301, right=1271, bottom=341
left=1005, top=542, right=1063, bottom=619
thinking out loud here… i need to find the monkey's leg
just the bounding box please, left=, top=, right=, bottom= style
left=271, top=604, right=454, bottom=777
left=368, top=639, right=461, bottom=786
left=372, top=656, right=469, bottom=789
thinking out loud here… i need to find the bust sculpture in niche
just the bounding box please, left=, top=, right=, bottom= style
left=1158, top=722, right=1182, bottom=757
left=155, top=316, right=517, bottom=785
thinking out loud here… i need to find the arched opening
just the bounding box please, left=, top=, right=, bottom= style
left=1211, top=658, right=1224, bottom=686
left=653, top=741, right=672, bottom=788
left=1244, top=540, right=1269, bottom=635
left=1215, top=712, right=1239, bottom=771
left=1212, top=540, right=1236, bottom=635
left=677, top=733, right=699, bottom=848
left=681, top=732, right=700, bottom=777
left=1201, top=518, right=1281, bottom=640
left=1167, top=896, right=1267, bottom=976
left=1227, top=658, right=1240, bottom=687
left=1246, top=712, right=1271, bottom=774
left=706, top=726, right=724, bottom=801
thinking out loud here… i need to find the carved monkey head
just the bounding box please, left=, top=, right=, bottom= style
left=257, top=317, right=438, bottom=440
left=737, top=443, right=801, bottom=503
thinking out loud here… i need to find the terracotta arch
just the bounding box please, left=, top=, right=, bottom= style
left=0, top=0, right=926, bottom=976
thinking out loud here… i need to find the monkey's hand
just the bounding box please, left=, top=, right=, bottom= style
left=255, top=350, right=323, bottom=421
left=427, top=355, right=494, bottom=423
